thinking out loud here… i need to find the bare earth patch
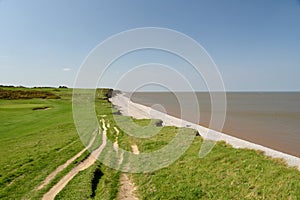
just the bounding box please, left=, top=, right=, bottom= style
left=118, top=174, right=139, bottom=200
left=118, top=144, right=140, bottom=200
left=131, top=144, right=140, bottom=155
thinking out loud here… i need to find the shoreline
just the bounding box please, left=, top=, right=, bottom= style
left=110, top=93, right=300, bottom=171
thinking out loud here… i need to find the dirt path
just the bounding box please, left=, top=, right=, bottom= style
left=118, top=174, right=139, bottom=200
left=113, top=126, right=119, bottom=152
left=131, top=144, right=140, bottom=155
left=118, top=144, right=140, bottom=200
left=36, top=128, right=98, bottom=190
left=42, top=119, right=108, bottom=200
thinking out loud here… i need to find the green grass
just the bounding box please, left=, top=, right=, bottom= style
left=132, top=139, right=300, bottom=199
left=0, top=87, right=84, bottom=199
left=1, top=87, right=300, bottom=199
left=0, top=87, right=121, bottom=199
left=107, top=115, right=300, bottom=198
left=50, top=89, right=122, bottom=200
left=29, top=150, right=91, bottom=200
left=55, top=161, right=100, bottom=200
left=55, top=161, right=120, bottom=200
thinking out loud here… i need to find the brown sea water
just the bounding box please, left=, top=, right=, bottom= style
left=128, top=92, right=300, bottom=157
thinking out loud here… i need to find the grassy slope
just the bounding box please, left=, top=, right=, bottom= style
left=108, top=115, right=300, bottom=199
left=1, top=87, right=300, bottom=199
left=133, top=137, right=300, bottom=199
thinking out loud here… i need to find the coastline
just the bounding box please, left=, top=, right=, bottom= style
left=110, top=93, right=300, bottom=171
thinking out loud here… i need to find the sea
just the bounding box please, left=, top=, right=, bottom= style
left=127, top=92, right=300, bottom=158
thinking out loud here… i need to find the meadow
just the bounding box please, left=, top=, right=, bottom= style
left=0, top=86, right=300, bottom=199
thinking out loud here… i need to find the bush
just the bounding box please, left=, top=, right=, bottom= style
left=0, top=88, right=60, bottom=100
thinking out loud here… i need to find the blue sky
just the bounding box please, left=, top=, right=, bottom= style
left=0, top=0, right=300, bottom=91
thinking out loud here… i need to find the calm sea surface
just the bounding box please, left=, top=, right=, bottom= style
left=128, top=92, right=300, bottom=157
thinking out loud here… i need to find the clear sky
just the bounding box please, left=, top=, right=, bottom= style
left=0, top=0, right=300, bottom=91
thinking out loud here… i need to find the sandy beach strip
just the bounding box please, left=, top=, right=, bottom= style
left=110, top=93, right=300, bottom=171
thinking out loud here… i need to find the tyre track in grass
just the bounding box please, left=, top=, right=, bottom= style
left=117, top=128, right=140, bottom=200
left=36, top=128, right=98, bottom=191
left=42, top=118, right=108, bottom=200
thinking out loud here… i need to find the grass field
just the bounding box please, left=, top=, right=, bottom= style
left=0, top=86, right=300, bottom=199
left=0, top=87, right=84, bottom=199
